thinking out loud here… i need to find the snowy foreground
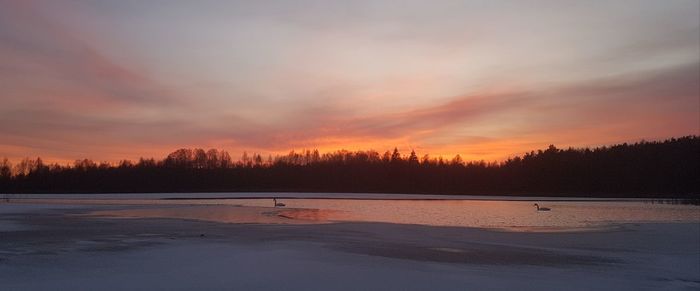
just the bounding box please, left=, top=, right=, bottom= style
left=1, top=204, right=698, bottom=291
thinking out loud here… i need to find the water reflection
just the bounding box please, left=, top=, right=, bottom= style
left=268, top=199, right=699, bottom=229
left=17, top=197, right=698, bottom=229
left=92, top=205, right=339, bottom=225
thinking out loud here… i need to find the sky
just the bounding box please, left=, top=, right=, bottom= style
left=1, top=0, right=698, bottom=164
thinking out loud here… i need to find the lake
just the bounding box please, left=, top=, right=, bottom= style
left=4, top=193, right=699, bottom=230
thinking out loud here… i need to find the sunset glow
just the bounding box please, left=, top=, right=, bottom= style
left=1, top=0, right=698, bottom=163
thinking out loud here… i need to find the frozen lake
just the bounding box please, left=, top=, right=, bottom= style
left=1, top=193, right=699, bottom=290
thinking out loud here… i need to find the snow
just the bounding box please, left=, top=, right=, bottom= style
left=1, top=238, right=698, bottom=291
left=1, top=202, right=698, bottom=290
left=0, top=203, right=80, bottom=231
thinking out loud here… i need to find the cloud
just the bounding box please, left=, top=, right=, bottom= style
left=0, top=1, right=180, bottom=110
left=0, top=2, right=218, bottom=161
left=209, top=90, right=529, bottom=150
left=0, top=1, right=697, bottom=163
left=539, top=61, right=699, bottom=129
left=213, top=60, right=699, bottom=156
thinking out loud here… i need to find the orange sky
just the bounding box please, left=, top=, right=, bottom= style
left=1, top=1, right=699, bottom=164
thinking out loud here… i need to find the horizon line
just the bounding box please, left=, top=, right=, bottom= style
left=2, top=135, right=697, bottom=166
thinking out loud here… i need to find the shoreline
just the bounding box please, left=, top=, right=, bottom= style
left=4, top=192, right=699, bottom=202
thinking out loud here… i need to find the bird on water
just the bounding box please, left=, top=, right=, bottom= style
left=534, top=203, right=551, bottom=211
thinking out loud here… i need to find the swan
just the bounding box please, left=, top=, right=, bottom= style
left=273, top=198, right=286, bottom=207
left=534, top=203, right=551, bottom=211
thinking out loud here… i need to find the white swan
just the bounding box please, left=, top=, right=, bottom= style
left=273, top=198, right=286, bottom=207
left=534, top=203, right=551, bottom=211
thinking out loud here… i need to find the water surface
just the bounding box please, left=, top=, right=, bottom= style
left=5, top=193, right=699, bottom=230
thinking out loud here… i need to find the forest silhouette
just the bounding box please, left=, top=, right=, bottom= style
left=1, top=136, right=698, bottom=197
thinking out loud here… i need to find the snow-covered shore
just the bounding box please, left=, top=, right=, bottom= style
left=1, top=203, right=698, bottom=290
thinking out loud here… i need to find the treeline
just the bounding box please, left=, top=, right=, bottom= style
left=1, top=136, right=698, bottom=197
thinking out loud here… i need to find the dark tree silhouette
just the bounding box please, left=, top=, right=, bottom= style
left=0, top=158, right=11, bottom=179
left=1, top=136, right=698, bottom=198
left=408, top=150, right=419, bottom=165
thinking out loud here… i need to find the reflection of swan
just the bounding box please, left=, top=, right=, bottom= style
left=534, top=203, right=551, bottom=211
left=273, top=198, right=286, bottom=207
